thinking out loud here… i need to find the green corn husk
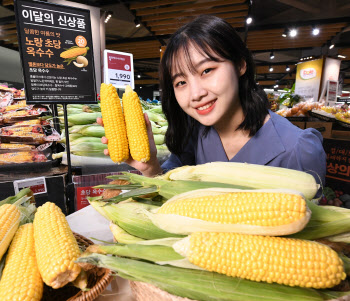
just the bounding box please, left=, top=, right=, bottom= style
left=0, top=188, right=34, bottom=207
left=288, top=201, right=350, bottom=240
left=89, top=200, right=184, bottom=240
left=60, top=133, right=83, bottom=144
left=152, top=125, right=167, bottom=135
left=69, top=125, right=88, bottom=133
left=145, top=111, right=167, bottom=123
left=58, top=108, right=84, bottom=116
left=67, top=112, right=102, bottom=125
left=70, top=136, right=102, bottom=146
left=154, top=134, right=165, bottom=145
left=148, top=107, right=164, bottom=114
left=78, top=125, right=105, bottom=138
left=109, top=222, right=145, bottom=244
left=70, top=142, right=107, bottom=153
left=76, top=254, right=329, bottom=301
left=160, top=162, right=319, bottom=201
left=87, top=243, right=183, bottom=263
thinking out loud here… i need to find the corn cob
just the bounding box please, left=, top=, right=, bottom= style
left=148, top=188, right=311, bottom=236
left=0, top=224, right=43, bottom=301
left=173, top=232, right=346, bottom=289
left=161, top=162, right=320, bottom=200
left=60, top=46, right=89, bottom=59
left=33, top=202, right=81, bottom=288
left=14, top=119, right=41, bottom=126
left=100, top=83, right=129, bottom=163
left=3, top=100, right=27, bottom=112
left=122, top=85, right=150, bottom=162
left=0, top=204, right=21, bottom=261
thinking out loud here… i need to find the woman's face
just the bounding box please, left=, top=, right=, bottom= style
left=171, top=44, right=244, bottom=127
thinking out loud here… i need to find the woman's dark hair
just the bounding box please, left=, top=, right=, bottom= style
left=159, top=15, right=269, bottom=155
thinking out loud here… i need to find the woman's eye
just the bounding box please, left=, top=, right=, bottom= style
left=175, top=80, right=186, bottom=87
left=202, top=68, right=212, bottom=75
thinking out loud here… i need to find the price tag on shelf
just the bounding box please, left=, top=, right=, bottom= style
left=104, top=50, right=134, bottom=89
left=13, top=177, right=47, bottom=195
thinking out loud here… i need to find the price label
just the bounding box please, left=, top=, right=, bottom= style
left=13, top=177, right=47, bottom=195
left=104, top=50, right=134, bottom=89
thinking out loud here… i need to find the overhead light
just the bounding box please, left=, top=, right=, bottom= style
left=289, top=28, right=298, bottom=37
left=246, top=16, right=253, bottom=25
left=312, top=27, right=320, bottom=36
left=104, top=11, right=113, bottom=23
left=274, top=84, right=279, bottom=88
left=140, top=86, right=142, bottom=89
left=338, top=54, right=346, bottom=59
left=286, top=65, right=290, bottom=72
left=300, top=58, right=304, bottom=61
left=134, top=18, right=141, bottom=28
left=269, top=66, right=273, bottom=72
left=137, top=74, right=141, bottom=78
left=282, top=29, right=288, bottom=38
left=270, top=51, right=275, bottom=59
left=329, top=43, right=335, bottom=49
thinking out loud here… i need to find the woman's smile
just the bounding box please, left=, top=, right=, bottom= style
left=195, top=99, right=217, bottom=115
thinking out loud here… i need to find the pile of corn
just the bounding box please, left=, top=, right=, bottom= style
left=79, top=162, right=350, bottom=301
left=0, top=190, right=84, bottom=300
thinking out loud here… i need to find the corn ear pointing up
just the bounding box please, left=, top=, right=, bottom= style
left=122, top=85, right=150, bottom=163
left=100, top=83, right=129, bottom=163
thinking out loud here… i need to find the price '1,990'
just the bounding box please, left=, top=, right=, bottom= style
left=115, top=73, right=131, bottom=80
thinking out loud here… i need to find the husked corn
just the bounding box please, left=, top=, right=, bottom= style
left=0, top=224, right=43, bottom=301
left=122, top=85, right=150, bottom=162
left=100, top=83, right=129, bottom=163
left=34, top=202, right=81, bottom=288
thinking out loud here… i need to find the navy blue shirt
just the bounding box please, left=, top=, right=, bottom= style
left=161, top=111, right=326, bottom=187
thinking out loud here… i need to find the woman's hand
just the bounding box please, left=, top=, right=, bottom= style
left=97, top=113, right=163, bottom=177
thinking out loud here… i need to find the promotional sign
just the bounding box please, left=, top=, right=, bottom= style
left=75, top=186, right=104, bottom=210
left=327, top=80, right=338, bottom=103
left=13, top=176, right=47, bottom=195
left=104, top=49, right=134, bottom=89
left=295, top=58, right=323, bottom=102
left=14, top=0, right=97, bottom=104
left=323, top=138, right=350, bottom=194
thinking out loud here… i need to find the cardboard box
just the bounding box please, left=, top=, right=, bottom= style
left=291, top=121, right=305, bottom=129
left=332, top=130, right=350, bottom=140
left=305, top=122, right=332, bottom=138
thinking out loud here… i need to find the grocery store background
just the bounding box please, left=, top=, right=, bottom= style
left=0, top=0, right=349, bottom=99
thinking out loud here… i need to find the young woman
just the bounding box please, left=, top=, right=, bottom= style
left=100, top=15, right=326, bottom=186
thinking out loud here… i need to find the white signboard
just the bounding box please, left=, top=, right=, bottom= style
left=104, top=49, right=134, bottom=89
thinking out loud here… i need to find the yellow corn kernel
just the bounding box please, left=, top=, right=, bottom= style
left=100, top=83, right=129, bottom=163
left=158, top=191, right=307, bottom=227
left=0, top=204, right=21, bottom=261
left=60, top=46, right=89, bottom=59
left=0, top=224, right=43, bottom=301
left=122, top=85, right=150, bottom=162
left=177, top=232, right=346, bottom=289
left=33, top=202, right=81, bottom=288
left=0, top=152, right=34, bottom=164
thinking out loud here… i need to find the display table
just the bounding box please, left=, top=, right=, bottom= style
left=67, top=205, right=136, bottom=301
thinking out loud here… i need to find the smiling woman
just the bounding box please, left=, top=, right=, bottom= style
left=157, top=15, right=326, bottom=191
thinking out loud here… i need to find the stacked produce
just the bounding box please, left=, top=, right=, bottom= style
left=0, top=87, right=58, bottom=165
left=0, top=190, right=91, bottom=299
left=57, top=85, right=169, bottom=161
left=78, top=162, right=350, bottom=301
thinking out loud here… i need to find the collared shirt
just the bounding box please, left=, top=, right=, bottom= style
left=161, top=111, right=326, bottom=186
